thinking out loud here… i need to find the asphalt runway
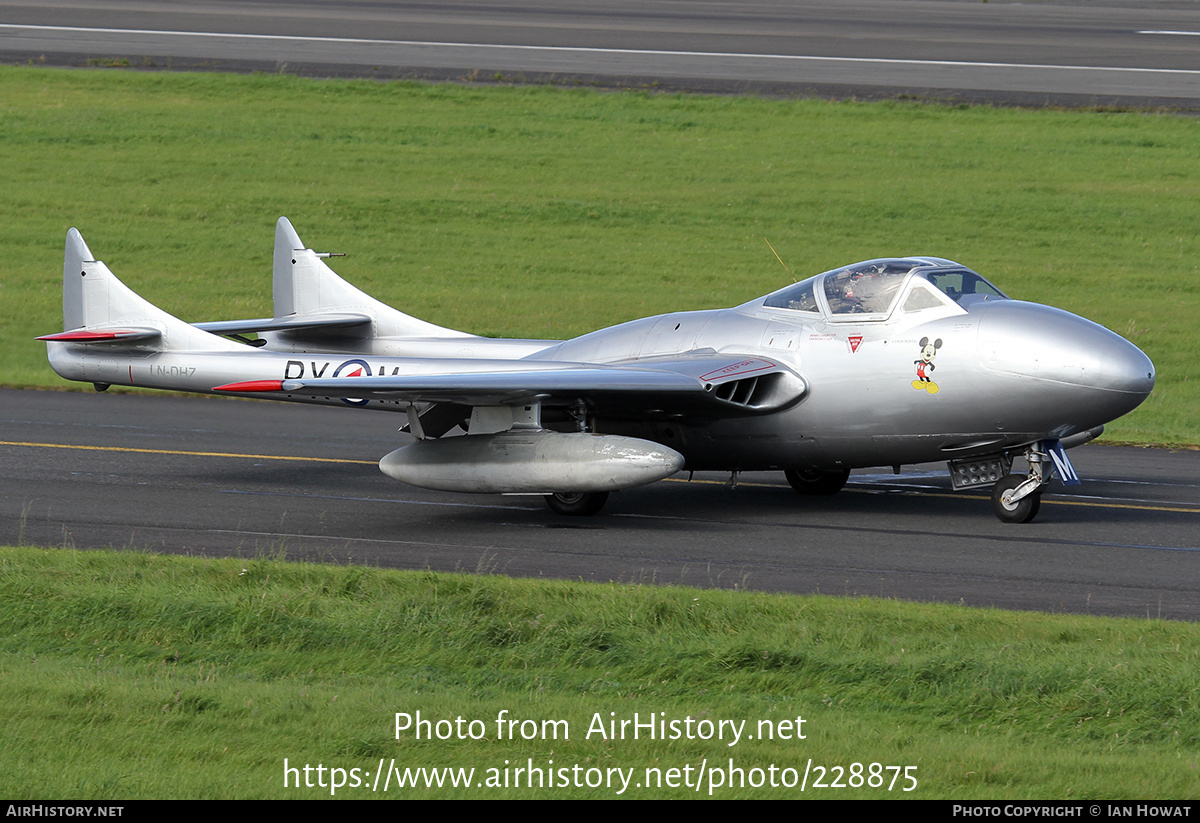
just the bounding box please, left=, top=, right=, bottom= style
left=2, top=0, right=1200, bottom=106
left=3, top=388, right=1198, bottom=620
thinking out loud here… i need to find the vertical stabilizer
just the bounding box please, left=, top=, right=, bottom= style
left=273, top=216, right=306, bottom=317
left=63, top=228, right=96, bottom=330
left=52, top=229, right=244, bottom=352
left=272, top=216, right=474, bottom=338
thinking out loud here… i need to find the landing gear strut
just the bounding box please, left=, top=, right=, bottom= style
left=544, top=491, right=609, bottom=516
left=784, top=467, right=851, bottom=496
left=991, top=444, right=1052, bottom=524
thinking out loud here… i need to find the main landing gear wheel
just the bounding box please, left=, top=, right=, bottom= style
left=784, top=468, right=851, bottom=496
left=991, top=474, right=1042, bottom=524
left=544, top=491, right=609, bottom=516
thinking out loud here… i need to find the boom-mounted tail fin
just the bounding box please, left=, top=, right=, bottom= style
left=272, top=216, right=473, bottom=338
left=39, top=228, right=244, bottom=352
left=62, top=228, right=95, bottom=331
left=195, top=217, right=475, bottom=343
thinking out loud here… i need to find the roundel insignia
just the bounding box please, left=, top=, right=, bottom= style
left=332, top=358, right=373, bottom=406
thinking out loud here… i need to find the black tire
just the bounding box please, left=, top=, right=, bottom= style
left=991, top=474, right=1042, bottom=523
left=784, top=468, right=851, bottom=496
left=544, top=491, right=609, bottom=516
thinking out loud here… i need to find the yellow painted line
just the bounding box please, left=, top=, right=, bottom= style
left=1036, top=497, right=1198, bottom=514
left=877, top=489, right=1199, bottom=515
left=5, top=440, right=1196, bottom=515
left=664, top=475, right=1200, bottom=515
left=0, top=440, right=377, bottom=465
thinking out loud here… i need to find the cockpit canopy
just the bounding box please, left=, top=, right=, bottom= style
left=759, top=257, right=1008, bottom=321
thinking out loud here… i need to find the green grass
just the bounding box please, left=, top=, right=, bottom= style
left=1, top=68, right=1197, bottom=443
left=2, top=546, right=1198, bottom=799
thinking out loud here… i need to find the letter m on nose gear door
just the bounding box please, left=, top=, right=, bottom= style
left=1043, top=439, right=1080, bottom=485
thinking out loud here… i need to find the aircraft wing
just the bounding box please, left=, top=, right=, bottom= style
left=214, top=355, right=807, bottom=417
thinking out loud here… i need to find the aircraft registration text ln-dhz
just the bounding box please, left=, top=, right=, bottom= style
left=41, top=218, right=1155, bottom=522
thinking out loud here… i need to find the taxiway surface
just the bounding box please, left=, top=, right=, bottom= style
left=2, top=0, right=1200, bottom=106
left=3, top=388, right=1198, bottom=620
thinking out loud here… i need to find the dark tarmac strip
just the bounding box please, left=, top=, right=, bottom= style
left=2, top=1, right=1200, bottom=107
left=3, top=388, right=1198, bottom=620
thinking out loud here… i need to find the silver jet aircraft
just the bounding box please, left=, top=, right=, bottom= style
left=41, top=219, right=1155, bottom=522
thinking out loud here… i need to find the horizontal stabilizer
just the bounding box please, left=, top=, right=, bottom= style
left=37, top=328, right=161, bottom=344
left=194, top=312, right=372, bottom=336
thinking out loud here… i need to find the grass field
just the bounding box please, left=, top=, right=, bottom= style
left=3, top=547, right=1199, bottom=799
left=2, top=66, right=1197, bottom=444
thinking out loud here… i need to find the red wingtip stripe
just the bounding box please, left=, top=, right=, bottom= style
left=213, top=380, right=285, bottom=393
left=37, top=329, right=139, bottom=341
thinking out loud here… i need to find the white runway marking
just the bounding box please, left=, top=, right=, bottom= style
left=6, top=24, right=1200, bottom=77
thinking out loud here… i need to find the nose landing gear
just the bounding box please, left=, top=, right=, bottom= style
left=992, top=473, right=1043, bottom=523
left=991, top=443, right=1056, bottom=523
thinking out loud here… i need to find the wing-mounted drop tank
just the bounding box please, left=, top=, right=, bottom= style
left=379, top=431, right=684, bottom=493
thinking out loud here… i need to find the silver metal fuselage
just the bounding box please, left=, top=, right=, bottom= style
left=46, top=287, right=1154, bottom=475
left=532, top=296, right=1153, bottom=471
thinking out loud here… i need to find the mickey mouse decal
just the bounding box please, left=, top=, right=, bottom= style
left=912, top=337, right=942, bottom=394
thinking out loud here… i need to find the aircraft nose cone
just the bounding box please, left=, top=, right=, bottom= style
left=978, top=301, right=1154, bottom=416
